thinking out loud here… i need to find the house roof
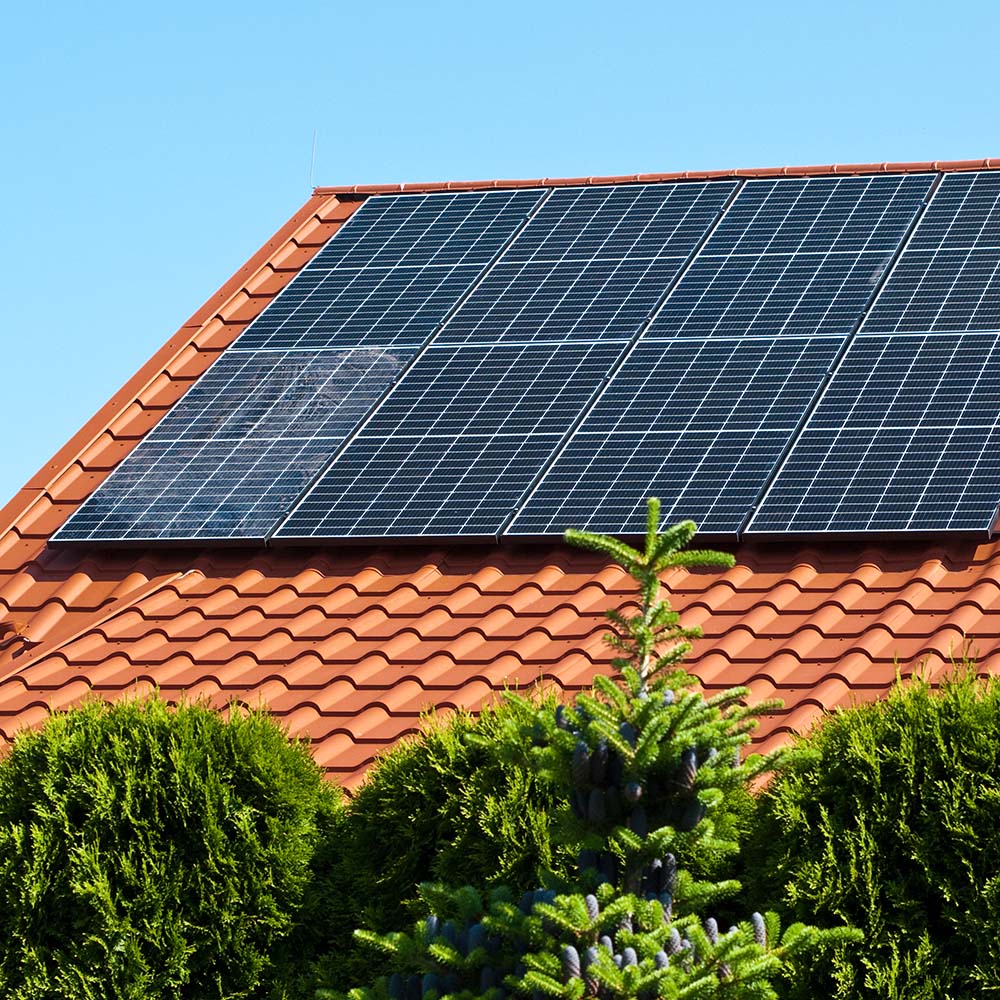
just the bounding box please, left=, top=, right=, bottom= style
left=4, top=158, right=1000, bottom=788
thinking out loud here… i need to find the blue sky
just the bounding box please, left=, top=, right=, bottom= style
left=3, top=0, right=999, bottom=506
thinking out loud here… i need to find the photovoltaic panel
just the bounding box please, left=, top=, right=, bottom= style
left=237, top=189, right=545, bottom=351
left=645, top=174, right=934, bottom=341
left=56, top=347, right=411, bottom=541
left=56, top=188, right=544, bottom=544
left=435, top=182, right=738, bottom=345
left=509, top=337, right=840, bottom=535
left=276, top=342, right=624, bottom=538
left=865, top=172, right=1000, bottom=334
left=649, top=252, right=893, bottom=340
left=748, top=332, right=1000, bottom=532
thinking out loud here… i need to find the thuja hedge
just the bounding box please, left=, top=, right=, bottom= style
left=0, top=696, right=337, bottom=1000
left=743, top=667, right=1000, bottom=1000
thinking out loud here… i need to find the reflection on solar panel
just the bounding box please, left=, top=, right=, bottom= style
left=748, top=333, right=1000, bottom=532
left=509, top=338, right=840, bottom=534
left=277, top=182, right=740, bottom=538
left=55, top=347, right=411, bottom=540
left=56, top=189, right=544, bottom=543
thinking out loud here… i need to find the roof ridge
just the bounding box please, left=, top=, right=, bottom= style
left=313, top=157, right=1000, bottom=196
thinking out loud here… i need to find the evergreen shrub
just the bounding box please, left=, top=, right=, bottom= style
left=745, top=666, right=1000, bottom=1000
left=0, top=694, right=337, bottom=1000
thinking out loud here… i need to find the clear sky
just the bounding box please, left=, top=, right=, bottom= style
left=3, top=0, right=999, bottom=506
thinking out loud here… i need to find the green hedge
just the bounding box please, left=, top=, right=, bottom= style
left=743, top=667, right=1000, bottom=1000
left=0, top=695, right=337, bottom=1000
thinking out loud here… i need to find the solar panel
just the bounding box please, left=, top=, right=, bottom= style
left=434, top=183, right=738, bottom=345
left=508, top=337, right=840, bottom=535
left=237, top=189, right=544, bottom=351
left=55, top=347, right=411, bottom=541
left=865, top=173, right=1000, bottom=334
left=55, top=189, right=544, bottom=544
left=747, top=332, right=1000, bottom=533
left=646, top=174, right=934, bottom=341
left=275, top=182, right=741, bottom=539
left=276, top=342, right=624, bottom=538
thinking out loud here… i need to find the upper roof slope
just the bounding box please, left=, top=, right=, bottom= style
left=3, top=159, right=1000, bottom=787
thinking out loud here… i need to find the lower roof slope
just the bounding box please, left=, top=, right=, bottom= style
left=3, top=159, right=1000, bottom=787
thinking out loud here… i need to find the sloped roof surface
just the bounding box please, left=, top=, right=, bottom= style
left=3, top=160, right=1000, bottom=787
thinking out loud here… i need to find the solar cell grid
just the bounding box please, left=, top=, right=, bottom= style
left=748, top=425, right=1000, bottom=532
left=278, top=434, right=566, bottom=538
left=362, top=342, right=624, bottom=437
left=507, top=429, right=790, bottom=535
left=807, top=333, right=1000, bottom=430
left=308, top=189, right=543, bottom=269
left=706, top=174, right=933, bottom=256
left=748, top=331, right=1000, bottom=533
left=502, top=183, right=737, bottom=262
left=648, top=251, right=891, bottom=340
left=908, top=171, right=1000, bottom=251
left=580, top=337, right=841, bottom=432
left=56, top=437, right=337, bottom=541
left=508, top=337, right=838, bottom=535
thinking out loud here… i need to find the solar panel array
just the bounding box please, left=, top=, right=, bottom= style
left=510, top=174, right=934, bottom=535
left=54, top=169, right=1000, bottom=545
left=750, top=172, right=1000, bottom=534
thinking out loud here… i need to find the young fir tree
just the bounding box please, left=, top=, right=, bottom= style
left=330, top=500, right=858, bottom=1000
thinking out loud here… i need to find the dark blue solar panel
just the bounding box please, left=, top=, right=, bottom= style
left=865, top=173, right=1000, bottom=335
left=308, top=189, right=543, bottom=269
left=748, top=331, right=1000, bottom=533
left=237, top=189, right=544, bottom=351
left=507, top=430, right=790, bottom=536
left=648, top=251, right=892, bottom=340
left=907, top=171, right=1000, bottom=251
left=276, top=342, right=624, bottom=538
left=435, top=182, right=737, bottom=345
left=706, top=174, right=933, bottom=255
left=863, top=248, right=1000, bottom=334
left=278, top=434, right=566, bottom=538
left=508, top=337, right=839, bottom=535
left=747, top=426, right=1000, bottom=532
left=644, top=174, right=933, bottom=342
left=235, top=263, right=487, bottom=350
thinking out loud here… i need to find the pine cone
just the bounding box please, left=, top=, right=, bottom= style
left=562, top=945, right=582, bottom=982
left=705, top=917, right=719, bottom=945
left=751, top=911, right=767, bottom=947
left=585, top=893, right=600, bottom=922
left=679, top=747, right=698, bottom=790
